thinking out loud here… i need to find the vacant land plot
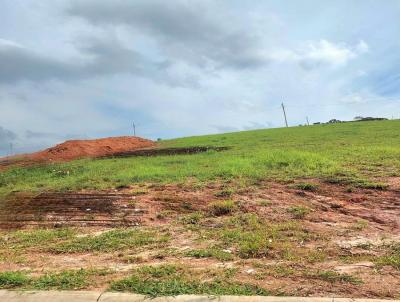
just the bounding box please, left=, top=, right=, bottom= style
left=0, top=121, right=399, bottom=298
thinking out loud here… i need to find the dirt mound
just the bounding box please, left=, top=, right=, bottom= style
left=29, top=136, right=155, bottom=162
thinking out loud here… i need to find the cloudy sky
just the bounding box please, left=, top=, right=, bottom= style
left=1, top=0, right=399, bottom=156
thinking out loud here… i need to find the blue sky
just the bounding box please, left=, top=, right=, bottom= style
left=0, top=0, right=399, bottom=156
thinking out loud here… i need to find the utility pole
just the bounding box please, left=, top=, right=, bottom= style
left=306, top=116, right=310, bottom=126
left=132, top=121, right=136, bottom=136
left=281, top=102, right=288, bottom=127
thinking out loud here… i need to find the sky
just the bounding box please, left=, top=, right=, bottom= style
left=1, top=0, right=399, bottom=156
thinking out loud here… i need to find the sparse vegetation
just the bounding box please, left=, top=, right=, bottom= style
left=352, top=219, right=369, bottom=231
left=110, top=265, right=270, bottom=297
left=32, top=269, right=91, bottom=290
left=287, top=206, right=311, bottom=219
left=291, top=182, right=319, bottom=192
left=185, top=248, right=234, bottom=261
left=180, top=212, right=203, bottom=225
left=0, top=271, right=30, bottom=289
left=209, top=200, right=236, bottom=216
left=49, top=229, right=169, bottom=253
left=310, top=271, right=362, bottom=285
left=215, top=188, right=235, bottom=198
left=376, top=244, right=400, bottom=270
left=0, top=269, right=107, bottom=290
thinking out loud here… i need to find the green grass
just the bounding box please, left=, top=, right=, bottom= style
left=0, top=271, right=30, bottom=289
left=49, top=229, right=169, bottom=253
left=291, top=182, right=319, bottom=191
left=208, top=200, right=236, bottom=216
left=32, top=269, right=91, bottom=290
left=1, top=120, right=400, bottom=196
left=185, top=248, right=234, bottom=261
left=0, top=228, right=76, bottom=249
left=207, top=213, right=307, bottom=259
left=287, top=206, right=312, bottom=219
left=110, top=264, right=270, bottom=297
left=0, top=269, right=105, bottom=290
left=376, top=244, right=400, bottom=270
left=310, top=270, right=362, bottom=285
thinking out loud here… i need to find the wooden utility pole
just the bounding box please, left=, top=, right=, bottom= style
left=281, top=102, right=288, bottom=127
left=132, top=121, right=136, bottom=136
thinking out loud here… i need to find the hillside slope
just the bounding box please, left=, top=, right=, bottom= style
left=1, top=120, right=399, bottom=196
left=0, top=120, right=399, bottom=298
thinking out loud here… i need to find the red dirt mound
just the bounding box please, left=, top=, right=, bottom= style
left=29, top=136, right=155, bottom=162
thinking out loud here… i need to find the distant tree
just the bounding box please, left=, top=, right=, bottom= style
left=354, top=116, right=364, bottom=121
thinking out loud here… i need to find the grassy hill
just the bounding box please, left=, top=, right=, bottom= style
left=1, top=120, right=400, bottom=196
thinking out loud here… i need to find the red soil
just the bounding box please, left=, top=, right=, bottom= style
left=29, top=136, right=155, bottom=162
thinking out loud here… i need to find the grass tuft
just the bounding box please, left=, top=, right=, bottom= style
left=0, top=271, right=30, bottom=289
left=209, top=200, right=236, bottom=216
left=185, top=248, right=234, bottom=261
left=287, top=206, right=311, bottom=219
left=291, top=182, right=319, bottom=192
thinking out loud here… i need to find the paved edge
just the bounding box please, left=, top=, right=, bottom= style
left=0, top=291, right=397, bottom=302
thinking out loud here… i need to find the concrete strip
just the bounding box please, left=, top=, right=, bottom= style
left=99, top=294, right=397, bottom=302
left=0, top=290, right=102, bottom=302
left=0, top=291, right=397, bottom=302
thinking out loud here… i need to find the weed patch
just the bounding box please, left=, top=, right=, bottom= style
left=49, top=229, right=169, bottom=253
left=0, top=271, right=30, bottom=289
left=308, top=270, right=362, bottom=285
left=291, top=182, right=319, bottom=192
left=287, top=206, right=311, bottom=219
left=32, top=269, right=90, bottom=290
left=185, top=248, right=233, bottom=261
left=110, top=265, right=270, bottom=297
left=180, top=212, right=203, bottom=225
left=376, top=244, right=400, bottom=270
left=209, top=200, right=236, bottom=216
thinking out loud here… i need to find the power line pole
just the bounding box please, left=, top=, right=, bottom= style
left=132, top=121, right=136, bottom=136
left=306, top=116, right=310, bottom=126
left=281, top=102, right=288, bottom=127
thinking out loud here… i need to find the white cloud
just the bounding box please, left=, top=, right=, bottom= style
left=0, top=38, right=23, bottom=49
left=340, top=94, right=366, bottom=104
left=271, top=39, right=369, bottom=69
left=302, top=40, right=356, bottom=67
left=356, top=40, right=369, bottom=54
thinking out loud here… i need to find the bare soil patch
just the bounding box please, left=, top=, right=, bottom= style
left=0, top=136, right=155, bottom=169
left=0, top=192, right=141, bottom=229
left=103, top=146, right=229, bottom=158
left=30, top=136, right=156, bottom=161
